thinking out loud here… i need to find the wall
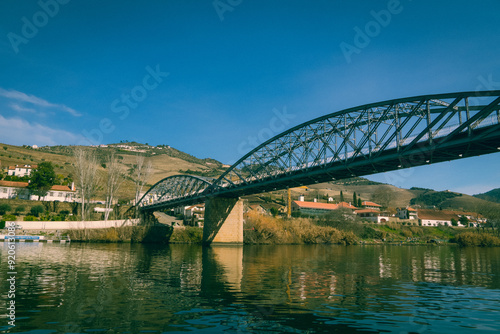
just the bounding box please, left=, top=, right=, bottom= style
left=7, top=219, right=140, bottom=230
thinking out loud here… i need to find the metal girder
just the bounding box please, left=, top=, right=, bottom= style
left=139, top=91, right=500, bottom=211
left=136, top=175, right=213, bottom=210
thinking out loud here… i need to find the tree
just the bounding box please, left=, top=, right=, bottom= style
left=73, top=147, right=101, bottom=221
left=459, top=215, right=469, bottom=227
left=130, top=154, right=152, bottom=206
left=353, top=192, right=357, bottom=206
left=0, top=203, right=12, bottom=215
left=104, top=153, right=125, bottom=221
left=451, top=218, right=458, bottom=227
left=30, top=205, right=44, bottom=217
left=340, top=190, right=344, bottom=202
left=357, top=198, right=362, bottom=207
left=28, top=162, right=56, bottom=200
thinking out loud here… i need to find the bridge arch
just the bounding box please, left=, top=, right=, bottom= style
left=136, top=174, right=213, bottom=210
left=204, top=90, right=500, bottom=197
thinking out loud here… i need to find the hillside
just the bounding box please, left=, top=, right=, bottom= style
left=474, top=188, right=500, bottom=204
left=0, top=142, right=225, bottom=201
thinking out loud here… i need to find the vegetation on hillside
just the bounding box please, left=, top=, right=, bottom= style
left=474, top=188, right=500, bottom=203
left=410, top=190, right=462, bottom=207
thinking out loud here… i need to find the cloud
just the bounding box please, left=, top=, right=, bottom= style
left=10, top=103, right=37, bottom=114
left=0, top=114, right=86, bottom=146
left=0, top=87, right=82, bottom=117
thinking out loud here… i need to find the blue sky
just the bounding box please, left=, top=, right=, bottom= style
left=1, top=0, right=499, bottom=195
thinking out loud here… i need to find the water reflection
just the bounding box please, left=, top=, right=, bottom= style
left=1, top=243, right=499, bottom=333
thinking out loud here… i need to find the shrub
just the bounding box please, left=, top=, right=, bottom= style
left=24, top=215, right=37, bottom=221
left=0, top=203, right=12, bottom=215
left=15, top=205, right=26, bottom=215
left=455, top=232, right=500, bottom=247
left=2, top=214, right=16, bottom=222
left=30, top=205, right=45, bottom=217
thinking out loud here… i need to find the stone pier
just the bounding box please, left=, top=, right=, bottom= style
left=202, top=197, right=243, bottom=245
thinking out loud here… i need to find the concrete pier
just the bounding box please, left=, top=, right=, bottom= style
left=202, top=197, right=243, bottom=245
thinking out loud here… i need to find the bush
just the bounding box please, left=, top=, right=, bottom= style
left=15, top=205, right=26, bottom=215
left=2, top=214, right=16, bottom=222
left=0, top=203, right=12, bottom=215
left=455, top=232, right=500, bottom=247
left=30, top=205, right=45, bottom=217
left=23, top=215, right=37, bottom=221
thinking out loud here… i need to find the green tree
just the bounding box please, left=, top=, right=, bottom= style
left=459, top=215, right=469, bottom=227
left=353, top=192, right=357, bottom=206
left=28, top=162, right=56, bottom=200
left=269, top=207, right=279, bottom=217
left=340, top=190, right=344, bottom=202
left=357, top=198, right=362, bottom=207
left=14, top=205, right=25, bottom=215
left=451, top=218, right=458, bottom=227
left=30, top=205, right=45, bottom=217
left=0, top=203, right=12, bottom=215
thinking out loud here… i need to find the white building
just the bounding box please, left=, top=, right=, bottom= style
left=7, top=164, right=37, bottom=177
left=355, top=209, right=390, bottom=223
left=397, top=207, right=418, bottom=220
left=0, top=180, right=76, bottom=202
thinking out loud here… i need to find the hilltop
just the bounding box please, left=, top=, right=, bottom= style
left=0, top=142, right=226, bottom=200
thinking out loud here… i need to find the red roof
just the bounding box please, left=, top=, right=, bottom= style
left=0, top=180, right=29, bottom=187
left=0, top=181, right=74, bottom=192
left=362, top=201, right=382, bottom=207
left=337, top=202, right=358, bottom=209
left=293, top=201, right=338, bottom=210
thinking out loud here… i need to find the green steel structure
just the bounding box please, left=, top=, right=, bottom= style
left=138, top=91, right=500, bottom=211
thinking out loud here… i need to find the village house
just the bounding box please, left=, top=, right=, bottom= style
left=0, top=180, right=77, bottom=202
left=355, top=209, right=390, bottom=223
left=417, top=209, right=467, bottom=227
left=360, top=201, right=382, bottom=210
left=7, top=164, right=38, bottom=177
left=292, top=196, right=358, bottom=216
left=397, top=207, right=418, bottom=220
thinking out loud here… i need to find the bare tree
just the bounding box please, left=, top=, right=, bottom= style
left=130, top=154, right=152, bottom=205
left=73, top=147, right=101, bottom=221
left=104, top=152, right=125, bottom=221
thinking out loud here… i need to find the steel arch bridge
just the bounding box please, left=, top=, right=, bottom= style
left=138, top=90, right=500, bottom=212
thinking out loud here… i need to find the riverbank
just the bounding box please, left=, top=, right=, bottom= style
left=243, top=212, right=500, bottom=247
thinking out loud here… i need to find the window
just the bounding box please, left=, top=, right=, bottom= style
left=2, top=188, right=7, bottom=193
left=50, top=192, right=54, bottom=196
left=58, top=192, right=63, bottom=197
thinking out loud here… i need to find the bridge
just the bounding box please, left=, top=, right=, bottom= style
left=136, top=90, right=500, bottom=244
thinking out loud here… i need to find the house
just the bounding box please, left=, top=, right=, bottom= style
left=184, top=204, right=205, bottom=227
left=397, top=207, right=418, bottom=220
left=417, top=209, right=465, bottom=227
left=7, top=164, right=38, bottom=177
left=291, top=197, right=358, bottom=216
left=0, top=181, right=30, bottom=199
left=361, top=201, right=382, bottom=210
left=0, top=180, right=76, bottom=202
left=355, top=209, right=390, bottom=223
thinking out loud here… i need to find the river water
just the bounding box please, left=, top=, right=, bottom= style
left=1, top=242, right=499, bottom=333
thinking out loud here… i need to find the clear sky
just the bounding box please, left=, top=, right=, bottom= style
left=1, top=0, right=499, bottom=195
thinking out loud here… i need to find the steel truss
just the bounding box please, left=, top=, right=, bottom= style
left=137, top=175, right=212, bottom=210
left=139, top=91, right=500, bottom=210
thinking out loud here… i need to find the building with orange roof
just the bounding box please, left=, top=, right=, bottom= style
left=361, top=201, right=382, bottom=210
left=355, top=208, right=390, bottom=223
left=7, top=164, right=38, bottom=177
left=0, top=180, right=76, bottom=202
left=292, top=198, right=357, bottom=216
left=397, top=207, right=418, bottom=220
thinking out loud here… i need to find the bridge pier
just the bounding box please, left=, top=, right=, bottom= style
left=202, top=197, right=243, bottom=245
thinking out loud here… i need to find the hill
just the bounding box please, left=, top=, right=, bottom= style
left=474, top=188, right=500, bottom=204
left=0, top=142, right=225, bottom=201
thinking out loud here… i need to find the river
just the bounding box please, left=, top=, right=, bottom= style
left=1, top=242, right=499, bottom=333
